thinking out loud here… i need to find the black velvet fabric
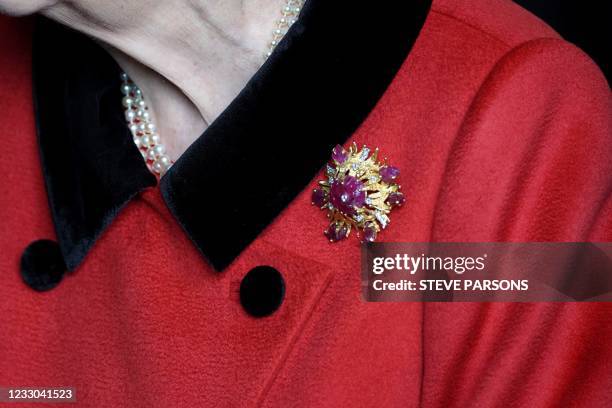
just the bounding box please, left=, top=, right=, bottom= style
left=240, top=266, right=285, bottom=317
left=32, top=0, right=432, bottom=272
left=20, top=239, right=67, bottom=291
left=33, top=17, right=156, bottom=271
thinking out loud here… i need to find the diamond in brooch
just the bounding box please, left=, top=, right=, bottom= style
left=311, top=142, right=405, bottom=242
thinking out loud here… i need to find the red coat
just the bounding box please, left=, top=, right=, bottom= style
left=1, top=0, right=610, bottom=406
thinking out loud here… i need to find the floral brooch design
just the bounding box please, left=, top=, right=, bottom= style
left=312, top=143, right=405, bottom=242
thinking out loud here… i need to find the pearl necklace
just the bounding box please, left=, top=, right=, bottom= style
left=121, top=0, right=304, bottom=177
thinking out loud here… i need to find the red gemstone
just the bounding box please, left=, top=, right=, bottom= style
left=363, top=224, right=377, bottom=242
left=386, top=192, right=405, bottom=207
left=380, top=166, right=400, bottom=183
left=330, top=176, right=365, bottom=215
left=324, top=224, right=348, bottom=242
left=332, top=144, right=349, bottom=164
left=311, top=188, right=328, bottom=207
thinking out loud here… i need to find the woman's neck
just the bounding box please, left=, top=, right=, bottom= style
left=43, top=0, right=282, bottom=159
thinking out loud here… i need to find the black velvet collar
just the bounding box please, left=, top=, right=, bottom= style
left=33, top=0, right=432, bottom=272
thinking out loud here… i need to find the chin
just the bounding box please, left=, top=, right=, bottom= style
left=0, top=0, right=53, bottom=16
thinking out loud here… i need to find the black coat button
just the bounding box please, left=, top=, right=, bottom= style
left=20, top=240, right=67, bottom=292
left=240, top=266, right=285, bottom=317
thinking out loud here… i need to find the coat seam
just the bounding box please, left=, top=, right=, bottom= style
left=254, top=271, right=334, bottom=407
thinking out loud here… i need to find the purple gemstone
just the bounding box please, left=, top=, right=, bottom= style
left=353, top=190, right=366, bottom=208
left=332, top=144, right=349, bottom=164
left=363, top=224, right=377, bottom=242
left=311, top=188, right=328, bottom=207
left=380, top=166, right=400, bottom=183
left=337, top=225, right=348, bottom=240
left=325, top=223, right=348, bottom=242
left=386, top=192, right=405, bottom=207
left=330, top=176, right=365, bottom=215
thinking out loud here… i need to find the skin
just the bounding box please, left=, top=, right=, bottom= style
left=0, top=0, right=282, bottom=160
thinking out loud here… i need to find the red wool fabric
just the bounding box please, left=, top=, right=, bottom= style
left=0, top=0, right=610, bottom=406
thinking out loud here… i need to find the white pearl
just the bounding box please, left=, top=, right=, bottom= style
left=137, top=100, right=146, bottom=108
left=129, top=124, right=138, bottom=133
left=120, top=73, right=129, bottom=81
left=133, top=135, right=142, bottom=148
left=153, top=144, right=165, bottom=156
left=141, top=111, right=151, bottom=121
left=159, top=155, right=170, bottom=166
left=141, top=135, right=151, bottom=147
left=152, top=161, right=163, bottom=174
left=152, top=159, right=170, bottom=175
left=121, top=84, right=131, bottom=95
left=122, top=96, right=134, bottom=107
left=137, top=123, right=146, bottom=132
left=146, top=123, right=156, bottom=132
left=151, top=134, right=161, bottom=144
left=135, top=109, right=145, bottom=118
left=125, top=110, right=135, bottom=122
left=146, top=148, right=157, bottom=160
left=149, top=136, right=159, bottom=147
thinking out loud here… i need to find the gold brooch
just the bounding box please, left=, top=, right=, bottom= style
left=312, top=143, right=405, bottom=242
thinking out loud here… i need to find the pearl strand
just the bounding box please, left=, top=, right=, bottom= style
left=122, top=0, right=305, bottom=177
left=266, top=0, right=304, bottom=59
left=121, top=73, right=172, bottom=176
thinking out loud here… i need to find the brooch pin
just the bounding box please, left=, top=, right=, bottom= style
left=312, top=143, right=405, bottom=242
